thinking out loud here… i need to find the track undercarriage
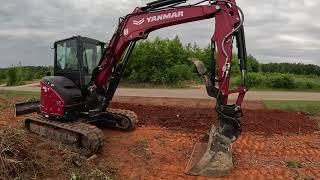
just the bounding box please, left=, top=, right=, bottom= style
left=20, top=107, right=138, bottom=156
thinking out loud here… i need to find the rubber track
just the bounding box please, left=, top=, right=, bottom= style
left=106, top=108, right=138, bottom=131
left=25, top=116, right=104, bottom=156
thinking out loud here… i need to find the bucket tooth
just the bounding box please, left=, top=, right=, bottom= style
left=185, top=125, right=233, bottom=177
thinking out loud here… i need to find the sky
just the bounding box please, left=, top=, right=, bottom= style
left=0, top=0, right=319, bottom=67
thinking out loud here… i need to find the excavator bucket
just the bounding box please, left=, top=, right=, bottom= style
left=185, top=126, right=233, bottom=177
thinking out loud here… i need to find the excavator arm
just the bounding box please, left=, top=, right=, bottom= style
left=93, top=0, right=246, bottom=102
left=91, top=0, right=248, bottom=177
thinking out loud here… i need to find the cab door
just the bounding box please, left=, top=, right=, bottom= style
left=81, top=42, right=103, bottom=89
left=54, top=39, right=81, bottom=87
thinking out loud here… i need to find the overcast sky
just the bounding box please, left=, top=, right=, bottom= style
left=0, top=0, right=319, bottom=67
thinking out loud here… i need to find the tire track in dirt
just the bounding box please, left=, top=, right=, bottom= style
left=101, top=129, right=320, bottom=179
left=104, top=101, right=320, bottom=179
left=234, top=133, right=320, bottom=158
left=233, top=133, right=320, bottom=179
left=102, top=128, right=309, bottom=179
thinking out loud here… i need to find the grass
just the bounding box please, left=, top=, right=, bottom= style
left=263, top=100, right=320, bottom=116
left=119, top=80, right=202, bottom=89
left=129, top=140, right=152, bottom=160
left=249, top=88, right=320, bottom=92
left=286, top=161, right=303, bottom=169
left=0, top=79, right=6, bottom=84
left=285, top=161, right=316, bottom=180
left=0, top=90, right=39, bottom=99
left=230, top=74, right=320, bottom=92
left=119, top=74, right=320, bottom=92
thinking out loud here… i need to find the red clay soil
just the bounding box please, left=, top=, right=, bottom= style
left=111, top=102, right=318, bottom=135
left=0, top=97, right=24, bottom=126
left=1, top=96, right=320, bottom=179
left=101, top=129, right=320, bottom=180
left=102, top=101, right=320, bottom=179
left=112, top=96, right=266, bottom=110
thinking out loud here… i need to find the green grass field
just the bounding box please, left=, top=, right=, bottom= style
left=0, top=90, right=39, bottom=98
left=264, top=100, right=320, bottom=116
left=231, top=74, right=320, bottom=92
left=0, top=90, right=39, bottom=110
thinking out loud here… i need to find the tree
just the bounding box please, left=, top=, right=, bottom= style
left=6, top=67, right=19, bottom=86
left=261, top=63, right=320, bottom=76
left=126, top=36, right=197, bottom=83
left=247, top=55, right=260, bottom=72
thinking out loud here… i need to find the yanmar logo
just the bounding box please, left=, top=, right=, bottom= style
left=133, top=11, right=184, bottom=25
left=133, top=18, right=145, bottom=25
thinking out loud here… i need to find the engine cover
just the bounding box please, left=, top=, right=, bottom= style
left=40, top=76, right=85, bottom=120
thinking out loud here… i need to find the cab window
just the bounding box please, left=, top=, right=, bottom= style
left=56, top=40, right=78, bottom=71
left=83, top=43, right=102, bottom=76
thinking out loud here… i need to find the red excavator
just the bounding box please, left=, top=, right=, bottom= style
left=16, top=0, right=247, bottom=177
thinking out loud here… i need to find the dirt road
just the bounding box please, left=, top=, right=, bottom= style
left=1, top=83, right=320, bottom=101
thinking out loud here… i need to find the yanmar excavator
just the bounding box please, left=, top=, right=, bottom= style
left=15, top=0, right=247, bottom=177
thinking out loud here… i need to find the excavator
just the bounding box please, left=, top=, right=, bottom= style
left=15, top=0, right=247, bottom=177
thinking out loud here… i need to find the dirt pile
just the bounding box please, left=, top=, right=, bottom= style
left=0, top=127, right=117, bottom=180
left=111, top=102, right=318, bottom=135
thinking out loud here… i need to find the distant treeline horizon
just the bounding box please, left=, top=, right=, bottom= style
left=0, top=37, right=319, bottom=87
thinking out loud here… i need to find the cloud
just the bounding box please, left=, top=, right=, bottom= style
left=0, top=0, right=319, bottom=67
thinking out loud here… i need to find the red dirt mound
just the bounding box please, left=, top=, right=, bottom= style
left=111, top=102, right=318, bottom=135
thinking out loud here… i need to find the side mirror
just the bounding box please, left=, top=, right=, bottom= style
left=46, top=72, right=51, bottom=76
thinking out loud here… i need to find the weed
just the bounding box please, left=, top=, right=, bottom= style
left=286, top=161, right=315, bottom=180
left=286, top=161, right=303, bottom=169
left=70, top=173, right=81, bottom=180
left=130, top=140, right=152, bottom=160
left=0, top=127, right=117, bottom=179
left=264, top=100, right=320, bottom=116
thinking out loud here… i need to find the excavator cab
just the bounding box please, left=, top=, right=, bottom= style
left=54, top=36, right=105, bottom=93
left=16, top=36, right=106, bottom=117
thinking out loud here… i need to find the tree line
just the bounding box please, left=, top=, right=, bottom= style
left=1, top=36, right=319, bottom=89
left=260, top=63, right=320, bottom=76
left=124, top=36, right=266, bottom=84
left=0, top=66, right=52, bottom=86
left=125, top=36, right=319, bottom=90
